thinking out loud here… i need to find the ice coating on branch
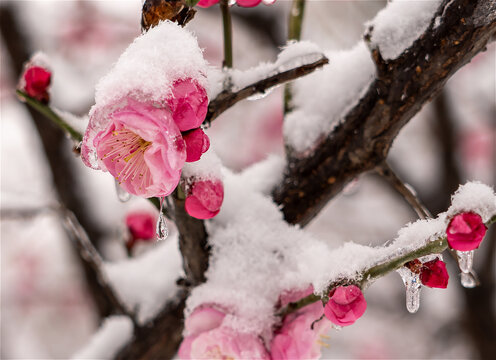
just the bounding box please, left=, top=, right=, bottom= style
left=446, top=182, right=496, bottom=223
left=94, top=21, right=208, bottom=109
left=71, top=316, right=133, bottom=359
left=284, top=41, right=375, bottom=153
left=105, top=234, right=182, bottom=324
left=367, top=0, right=441, bottom=60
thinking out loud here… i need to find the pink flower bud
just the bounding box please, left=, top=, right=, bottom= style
left=22, top=66, right=51, bottom=103
left=197, top=0, right=219, bottom=8
left=446, top=212, right=487, bottom=251
left=82, top=98, right=186, bottom=198
left=420, top=259, right=449, bottom=288
left=125, top=212, right=157, bottom=241
left=185, top=179, right=224, bottom=219
left=324, top=285, right=367, bottom=327
left=236, top=0, right=263, bottom=7
left=167, top=79, right=208, bottom=132
left=183, top=128, right=210, bottom=162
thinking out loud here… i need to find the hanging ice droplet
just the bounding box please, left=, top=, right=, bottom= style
left=156, top=197, right=168, bottom=241
left=332, top=324, right=342, bottom=331
left=247, top=86, right=277, bottom=101
left=457, top=250, right=474, bottom=274
left=114, top=179, right=131, bottom=202
left=460, top=272, right=477, bottom=288
left=397, top=267, right=421, bottom=313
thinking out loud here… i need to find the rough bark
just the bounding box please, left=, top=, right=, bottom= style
left=273, top=0, right=496, bottom=226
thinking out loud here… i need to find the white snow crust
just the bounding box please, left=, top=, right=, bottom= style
left=186, top=158, right=496, bottom=337
left=446, top=182, right=496, bottom=223
left=93, top=21, right=208, bottom=110
left=104, top=234, right=183, bottom=324
left=284, top=41, right=375, bottom=153
left=72, top=316, right=132, bottom=359
left=368, top=0, right=441, bottom=60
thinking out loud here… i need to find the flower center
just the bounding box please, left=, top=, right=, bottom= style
left=100, top=128, right=153, bottom=191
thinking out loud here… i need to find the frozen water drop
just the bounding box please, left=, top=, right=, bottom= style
left=460, top=272, right=477, bottom=288
left=397, top=267, right=421, bottom=314
left=228, top=0, right=236, bottom=5
left=247, top=86, right=276, bottom=101
left=156, top=197, right=169, bottom=241
left=332, top=324, right=342, bottom=331
left=457, top=250, right=474, bottom=274
left=114, top=179, right=131, bottom=202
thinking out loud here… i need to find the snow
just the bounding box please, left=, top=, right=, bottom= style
left=104, top=233, right=183, bottom=324
left=186, top=159, right=496, bottom=338
left=207, top=41, right=325, bottom=100
left=72, top=316, right=133, bottom=359
left=367, top=0, right=441, bottom=60
left=181, top=147, right=223, bottom=181
left=94, top=21, right=208, bottom=109
left=447, top=182, right=496, bottom=223
left=284, top=41, right=375, bottom=153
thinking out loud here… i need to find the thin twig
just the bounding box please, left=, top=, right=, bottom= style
left=376, top=161, right=432, bottom=219
left=284, top=0, right=307, bottom=114
left=206, top=55, right=329, bottom=123
left=220, top=0, right=233, bottom=69
left=277, top=215, right=496, bottom=318
left=60, top=207, right=138, bottom=325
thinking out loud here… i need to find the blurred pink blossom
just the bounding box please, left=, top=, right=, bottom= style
left=125, top=211, right=157, bottom=246
left=324, top=285, right=367, bottom=327
left=185, top=178, right=224, bottom=219
left=446, top=212, right=486, bottom=251
left=179, top=306, right=270, bottom=359
left=271, top=286, right=331, bottom=359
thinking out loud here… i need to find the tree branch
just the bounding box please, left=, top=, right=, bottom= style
left=375, top=161, right=432, bottom=219
left=206, top=55, right=329, bottom=124
left=273, top=0, right=496, bottom=226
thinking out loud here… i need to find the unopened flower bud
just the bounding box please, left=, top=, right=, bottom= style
left=324, top=285, right=367, bottom=327
left=446, top=212, right=486, bottom=251
left=18, top=54, right=52, bottom=104
left=420, top=259, right=449, bottom=288
left=185, top=178, right=224, bottom=219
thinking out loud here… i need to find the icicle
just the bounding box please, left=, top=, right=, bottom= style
left=247, top=86, right=277, bottom=101
left=156, top=197, right=169, bottom=241
left=114, top=179, right=131, bottom=202
left=460, top=272, right=477, bottom=288
left=457, top=250, right=474, bottom=274
left=397, top=267, right=421, bottom=313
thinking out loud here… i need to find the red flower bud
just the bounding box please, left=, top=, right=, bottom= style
left=446, top=212, right=486, bottom=251
left=324, top=285, right=367, bottom=327
left=22, top=66, right=51, bottom=103
left=185, top=178, right=224, bottom=219
left=183, top=128, right=210, bottom=162
left=420, top=259, right=449, bottom=288
left=126, top=212, right=157, bottom=242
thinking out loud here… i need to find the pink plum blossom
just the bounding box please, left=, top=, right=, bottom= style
left=82, top=98, right=186, bottom=198
left=446, top=212, right=487, bottom=251
left=420, top=259, right=449, bottom=289
left=166, top=79, right=208, bottom=132
left=324, top=285, right=367, bottom=327
left=20, top=66, right=51, bottom=103
left=183, top=128, right=210, bottom=162
left=179, top=306, right=270, bottom=359
left=271, top=286, right=331, bottom=359
left=236, top=0, right=263, bottom=7
left=185, top=178, right=224, bottom=219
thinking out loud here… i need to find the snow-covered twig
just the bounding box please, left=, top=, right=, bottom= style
left=206, top=55, right=329, bottom=123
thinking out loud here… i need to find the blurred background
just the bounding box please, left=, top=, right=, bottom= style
left=1, top=0, right=494, bottom=358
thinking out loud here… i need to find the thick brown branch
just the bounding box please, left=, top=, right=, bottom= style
left=206, top=55, right=329, bottom=123
left=273, top=0, right=496, bottom=226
